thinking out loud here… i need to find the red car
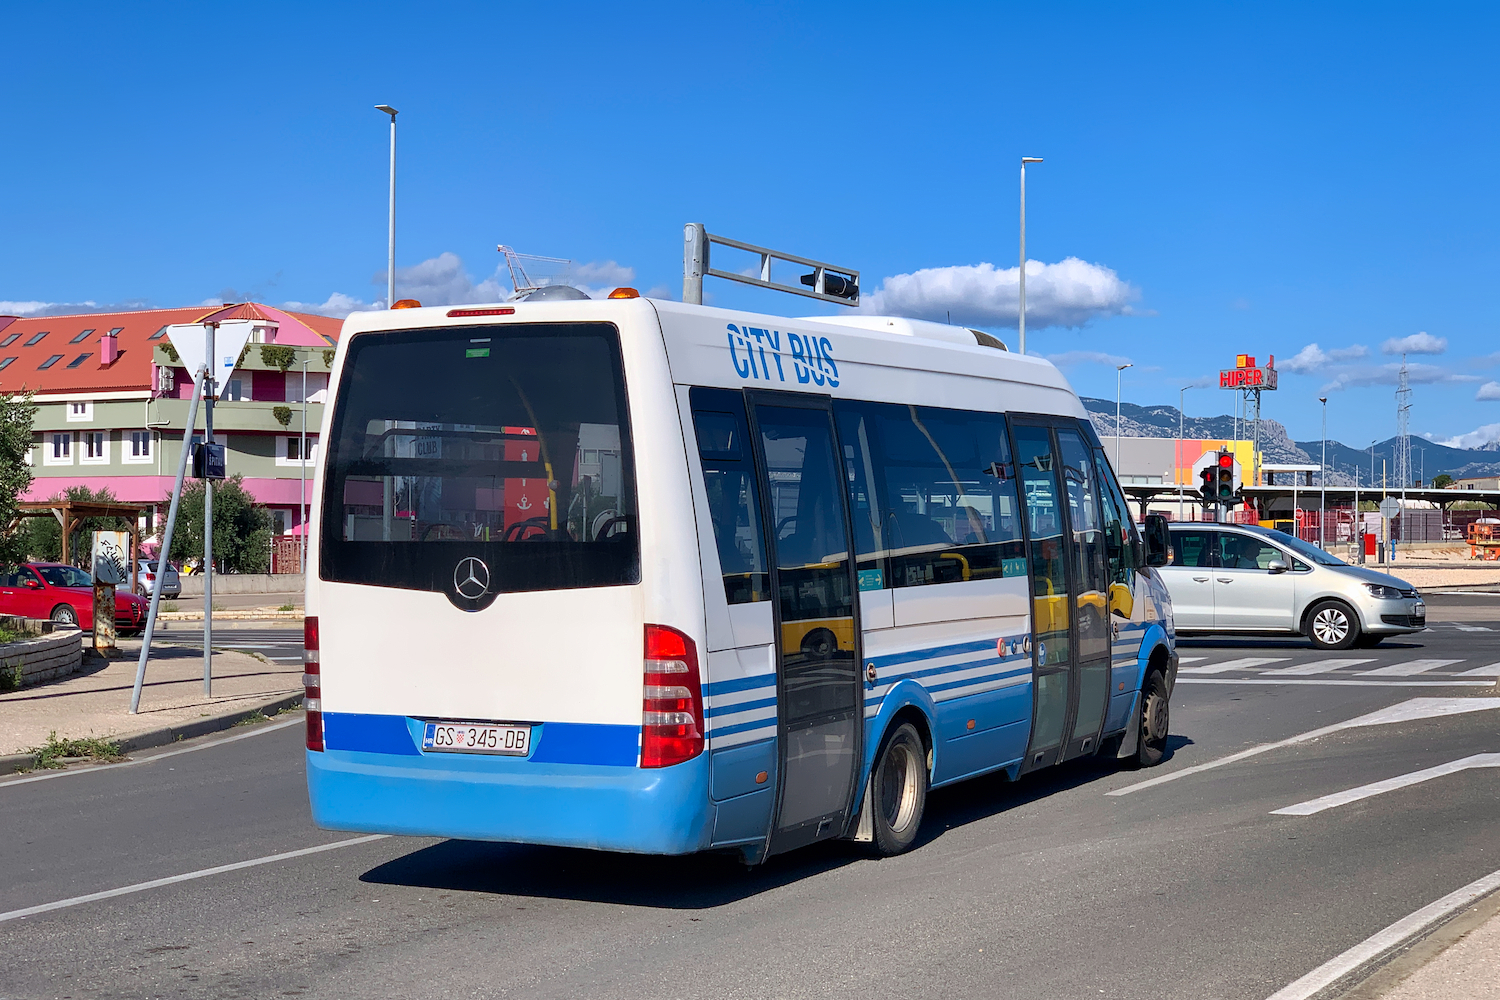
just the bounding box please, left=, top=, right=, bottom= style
left=0, top=562, right=149, bottom=633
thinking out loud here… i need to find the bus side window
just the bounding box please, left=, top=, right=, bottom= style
left=1093, top=448, right=1140, bottom=592
left=833, top=403, right=888, bottom=591
left=690, top=390, right=770, bottom=605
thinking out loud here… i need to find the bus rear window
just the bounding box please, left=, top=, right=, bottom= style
left=320, top=323, right=639, bottom=599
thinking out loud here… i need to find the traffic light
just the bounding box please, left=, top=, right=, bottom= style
left=1198, top=465, right=1216, bottom=502
left=1215, top=449, right=1236, bottom=501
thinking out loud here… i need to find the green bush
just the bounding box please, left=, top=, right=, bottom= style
left=0, top=388, right=37, bottom=565
left=166, top=474, right=274, bottom=574
left=16, top=485, right=133, bottom=566
left=260, top=345, right=296, bottom=371
left=322, top=348, right=336, bottom=369
left=273, top=405, right=293, bottom=427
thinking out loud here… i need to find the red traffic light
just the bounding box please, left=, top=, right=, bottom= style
left=1218, top=452, right=1234, bottom=468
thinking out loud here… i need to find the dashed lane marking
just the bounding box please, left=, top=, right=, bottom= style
left=0, top=835, right=387, bottom=924
left=1108, top=697, right=1500, bottom=797
left=1270, top=753, right=1500, bottom=816
left=1458, top=662, right=1500, bottom=676
left=1178, top=678, right=1490, bottom=688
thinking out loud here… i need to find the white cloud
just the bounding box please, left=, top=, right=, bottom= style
left=1045, top=350, right=1133, bottom=368
left=0, top=298, right=151, bottom=317
left=1382, top=331, right=1447, bottom=355
left=1321, top=361, right=1481, bottom=392
left=1434, top=423, right=1500, bottom=449
left=861, top=257, right=1139, bottom=329
left=1282, top=342, right=1369, bottom=374
left=284, top=252, right=640, bottom=317
left=1477, top=382, right=1500, bottom=401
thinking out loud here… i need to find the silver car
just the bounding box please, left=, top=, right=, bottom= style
left=135, top=560, right=182, bottom=599
left=1160, top=524, right=1425, bottom=649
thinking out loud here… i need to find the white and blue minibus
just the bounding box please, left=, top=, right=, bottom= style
left=303, top=290, right=1178, bottom=862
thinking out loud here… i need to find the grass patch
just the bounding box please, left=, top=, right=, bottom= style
left=27, top=730, right=124, bottom=769
left=211, top=603, right=226, bottom=612
left=162, top=602, right=179, bottom=613
left=235, top=710, right=271, bottom=726
left=0, top=659, right=22, bottom=692
left=276, top=604, right=296, bottom=612
left=0, top=626, right=19, bottom=644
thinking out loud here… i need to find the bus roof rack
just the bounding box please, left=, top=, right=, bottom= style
left=682, top=223, right=859, bottom=308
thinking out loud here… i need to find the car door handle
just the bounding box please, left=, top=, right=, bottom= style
left=1217, top=577, right=1232, bottom=583
left=1193, top=576, right=1209, bottom=582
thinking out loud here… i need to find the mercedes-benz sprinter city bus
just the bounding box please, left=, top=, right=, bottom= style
left=304, top=293, right=1178, bottom=862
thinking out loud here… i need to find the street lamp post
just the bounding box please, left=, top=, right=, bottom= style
left=1178, top=384, right=1194, bottom=521
left=375, top=104, right=399, bottom=308
left=1115, top=363, right=1133, bottom=472
left=1319, top=396, right=1327, bottom=550
left=1018, top=157, right=1043, bottom=354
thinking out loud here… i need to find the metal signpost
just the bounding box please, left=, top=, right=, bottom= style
left=1379, top=496, right=1402, bottom=569
left=682, top=224, right=859, bottom=307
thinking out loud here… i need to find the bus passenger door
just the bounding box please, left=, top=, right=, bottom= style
left=1012, top=421, right=1077, bottom=772
left=1055, top=425, right=1111, bottom=760
left=747, top=393, right=864, bottom=856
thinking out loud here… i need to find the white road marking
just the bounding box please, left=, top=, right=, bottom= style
left=1457, top=662, right=1500, bottom=676
left=1259, top=658, right=1375, bottom=676
left=1448, top=623, right=1493, bottom=632
left=1270, top=753, right=1500, bottom=816
left=0, top=717, right=303, bottom=790
left=0, top=835, right=387, bottom=924
left=1178, top=657, right=1290, bottom=674
left=1357, top=658, right=1462, bottom=677
left=1177, top=656, right=1207, bottom=664
left=1108, top=697, right=1500, bottom=796
left=1264, top=866, right=1500, bottom=1000
left=1178, top=678, right=1491, bottom=688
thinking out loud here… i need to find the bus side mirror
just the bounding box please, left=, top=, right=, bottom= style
left=1143, top=514, right=1170, bottom=567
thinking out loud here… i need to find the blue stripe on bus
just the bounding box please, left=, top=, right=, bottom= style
left=323, top=712, right=420, bottom=755
left=925, top=666, right=1031, bottom=694
left=705, top=696, right=777, bottom=719
left=869, top=638, right=999, bottom=669
left=528, top=723, right=639, bottom=766
left=702, top=673, right=777, bottom=696
left=711, top=716, right=778, bottom=738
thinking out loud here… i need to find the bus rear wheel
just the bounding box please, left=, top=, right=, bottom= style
left=870, top=722, right=927, bottom=856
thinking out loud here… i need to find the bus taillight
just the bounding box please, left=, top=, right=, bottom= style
left=304, top=616, right=323, bottom=752
left=641, top=624, right=704, bottom=768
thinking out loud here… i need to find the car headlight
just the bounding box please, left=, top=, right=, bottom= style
left=1364, top=583, right=1402, bottom=600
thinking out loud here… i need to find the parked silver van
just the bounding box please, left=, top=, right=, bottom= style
left=1160, top=523, right=1425, bottom=649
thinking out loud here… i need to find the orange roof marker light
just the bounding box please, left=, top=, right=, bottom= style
left=608, top=287, right=640, bottom=299
left=392, top=299, right=422, bottom=309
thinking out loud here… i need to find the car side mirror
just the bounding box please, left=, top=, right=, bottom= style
left=24, top=579, right=41, bottom=589
left=1267, top=559, right=1289, bottom=574
left=1143, top=514, right=1171, bottom=567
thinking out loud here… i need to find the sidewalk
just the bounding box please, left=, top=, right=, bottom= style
left=1373, top=904, right=1500, bottom=999
left=0, top=633, right=303, bottom=768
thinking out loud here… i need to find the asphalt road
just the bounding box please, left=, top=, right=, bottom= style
left=2, top=601, right=1497, bottom=1000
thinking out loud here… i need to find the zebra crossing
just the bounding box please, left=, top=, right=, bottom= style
left=1177, top=650, right=1500, bottom=685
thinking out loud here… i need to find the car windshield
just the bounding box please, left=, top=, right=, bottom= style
left=36, top=565, right=94, bottom=588
left=1265, top=530, right=1346, bottom=566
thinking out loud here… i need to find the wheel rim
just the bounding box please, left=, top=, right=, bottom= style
left=1313, top=607, right=1349, bottom=645
left=1145, top=685, right=1169, bottom=749
left=879, top=740, right=920, bottom=834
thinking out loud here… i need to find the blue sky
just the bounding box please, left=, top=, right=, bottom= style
left=4, top=2, right=1499, bottom=449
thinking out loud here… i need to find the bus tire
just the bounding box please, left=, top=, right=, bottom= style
left=1134, top=669, right=1170, bottom=768
left=1306, top=599, right=1360, bottom=650
left=871, top=722, right=927, bottom=856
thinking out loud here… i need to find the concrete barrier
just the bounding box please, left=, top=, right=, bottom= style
left=0, top=629, right=83, bottom=688
left=178, top=574, right=304, bottom=597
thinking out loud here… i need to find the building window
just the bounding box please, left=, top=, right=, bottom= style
left=0, top=333, right=18, bottom=348
left=278, top=435, right=317, bottom=466
left=149, top=326, right=169, bottom=340
left=67, top=401, right=93, bottom=422
left=25, top=331, right=48, bottom=346
left=66, top=353, right=92, bottom=368
left=70, top=328, right=95, bottom=344
left=0, top=357, right=14, bottom=370
left=220, top=378, right=244, bottom=401
left=81, top=431, right=107, bottom=464
left=38, top=354, right=63, bottom=369
left=125, top=430, right=153, bottom=464
left=108, top=327, right=123, bottom=336
left=46, top=432, right=72, bottom=465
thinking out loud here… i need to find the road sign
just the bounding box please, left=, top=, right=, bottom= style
left=165, top=320, right=254, bottom=383
left=1379, top=497, right=1402, bottom=519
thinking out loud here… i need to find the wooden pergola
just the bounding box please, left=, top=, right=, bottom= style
left=13, top=500, right=147, bottom=590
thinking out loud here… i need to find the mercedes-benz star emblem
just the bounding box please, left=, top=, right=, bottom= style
left=453, top=557, right=490, bottom=600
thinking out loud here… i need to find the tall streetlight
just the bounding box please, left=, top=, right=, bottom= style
left=1178, top=384, right=1195, bottom=521
left=375, top=104, right=399, bottom=308
left=1319, top=396, right=1327, bottom=550
left=1115, top=363, right=1133, bottom=472
left=1020, top=156, right=1044, bottom=355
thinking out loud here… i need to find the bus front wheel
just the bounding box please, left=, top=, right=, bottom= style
left=870, top=722, right=928, bottom=856
left=1134, top=669, right=1170, bottom=768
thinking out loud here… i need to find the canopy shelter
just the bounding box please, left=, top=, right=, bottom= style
left=12, top=499, right=147, bottom=590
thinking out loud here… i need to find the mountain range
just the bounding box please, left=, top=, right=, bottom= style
left=1080, top=398, right=1500, bottom=485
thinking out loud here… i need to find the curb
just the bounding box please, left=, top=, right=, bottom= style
left=156, top=611, right=303, bottom=621
left=1, top=690, right=304, bottom=775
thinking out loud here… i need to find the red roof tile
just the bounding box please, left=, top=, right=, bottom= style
left=0, top=305, right=343, bottom=395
